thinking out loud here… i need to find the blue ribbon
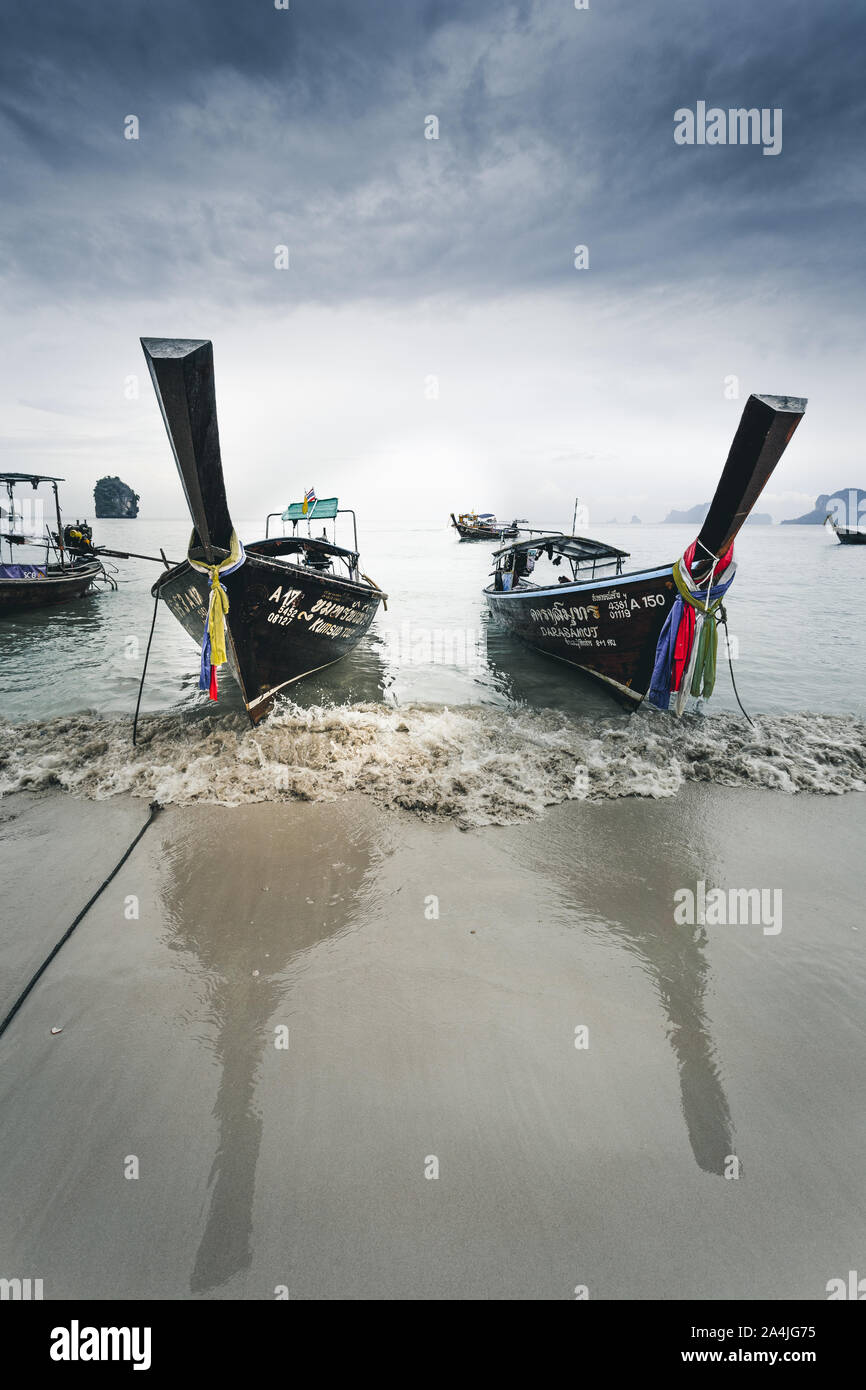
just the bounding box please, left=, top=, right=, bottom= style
left=199, top=628, right=213, bottom=692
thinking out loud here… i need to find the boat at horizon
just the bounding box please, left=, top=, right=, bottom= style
left=825, top=513, right=866, bottom=545
left=141, top=337, right=387, bottom=726
left=451, top=511, right=521, bottom=541
left=484, top=393, right=807, bottom=712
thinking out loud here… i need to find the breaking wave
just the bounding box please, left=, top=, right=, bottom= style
left=0, top=703, right=863, bottom=827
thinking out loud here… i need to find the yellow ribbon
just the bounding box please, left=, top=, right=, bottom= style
left=188, top=530, right=243, bottom=669
left=206, top=577, right=230, bottom=666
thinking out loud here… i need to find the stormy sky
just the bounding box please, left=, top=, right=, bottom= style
left=1, top=0, right=863, bottom=524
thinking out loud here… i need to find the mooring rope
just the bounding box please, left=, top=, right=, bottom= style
left=132, top=585, right=161, bottom=747
left=0, top=801, right=163, bottom=1042
left=718, top=604, right=755, bottom=727
left=360, top=572, right=388, bottom=610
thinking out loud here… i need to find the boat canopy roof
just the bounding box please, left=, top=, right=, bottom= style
left=0, top=472, right=65, bottom=485
left=258, top=534, right=359, bottom=565
left=493, top=533, right=630, bottom=561
left=282, top=496, right=339, bottom=521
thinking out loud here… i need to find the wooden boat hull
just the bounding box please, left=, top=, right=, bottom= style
left=155, top=544, right=382, bottom=724
left=451, top=513, right=518, bottom=541
left=141, top=337, right=386, bottom=726
left=832, top=527, right=866, bottom=545
left=461, top=530, right=518, bottom=541
left=485, top=564, right=677, bottom=704
left=0, top=560, right=102, bottom=613
left=485, top=393, right=807, bottom=709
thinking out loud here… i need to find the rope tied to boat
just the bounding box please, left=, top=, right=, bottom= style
left=360, top=572, right=387, bottom=610
left=187, top=530, right=245, bottom=699
left=718, top=601, right=755, bottom=726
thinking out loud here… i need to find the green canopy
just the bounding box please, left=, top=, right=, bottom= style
left=282, top=496, right=339, bottom=522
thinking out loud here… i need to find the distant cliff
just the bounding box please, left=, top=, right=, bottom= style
left=781, top=489, right=866, bottom=524
left=94, top=476, right=139, bottom=518
left=663, top=502, right=772, bottom=525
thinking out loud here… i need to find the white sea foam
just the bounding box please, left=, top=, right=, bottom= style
left=0, top=704, right=863, bottom=827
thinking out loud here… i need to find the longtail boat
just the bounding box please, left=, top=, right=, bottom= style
left=485, top=394, right=806, bottom=712
left=0, top=473, right=111, bottom=612
left=451, top=511, right=521, bottom=541
left=825, top=514, right=866, bottom=545
left=142, top=337, right=387, bottom=726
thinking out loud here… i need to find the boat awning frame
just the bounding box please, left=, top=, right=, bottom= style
left=0, top=473, right=65, bottom=486
left=493, top=533, right=631, bottom=562
left=265, top=498, right=360, bottom=555
left=251, top=535, right=360, bottom=567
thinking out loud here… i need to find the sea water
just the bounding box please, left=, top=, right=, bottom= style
left=0, top=519, right=863, bottom=822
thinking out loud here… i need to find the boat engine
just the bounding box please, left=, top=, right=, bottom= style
left=62, top=521, right=95, bottom=553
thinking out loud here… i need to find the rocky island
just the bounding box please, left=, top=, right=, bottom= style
left=663, top=502, right=771, bottom=525
left=93, top=476, right=140, bottom=518
left=781, top=488, right=866, bottom=524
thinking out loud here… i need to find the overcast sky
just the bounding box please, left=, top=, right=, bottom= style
left=1, top=0, right=863, bottom=524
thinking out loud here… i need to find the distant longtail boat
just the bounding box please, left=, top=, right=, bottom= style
left=0, top=473, right=111, bottom=611
left=825, top=513, right=866, bottom=545
left=451, top=511, right=521, bottom=541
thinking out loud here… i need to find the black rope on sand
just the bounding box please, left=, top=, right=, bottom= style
left=0, top=802, right=163, bottom=1042
left=718, top=604, right=755, bottom=727
left=132, top=587, right=161, bottom=746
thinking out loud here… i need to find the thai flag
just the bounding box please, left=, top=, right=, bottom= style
left=303, top=486, right=317, bottom=514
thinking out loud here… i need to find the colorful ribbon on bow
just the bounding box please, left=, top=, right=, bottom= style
left=187, top=530, right=245, bottom=700
left=647, top=541, right=735, bottom=713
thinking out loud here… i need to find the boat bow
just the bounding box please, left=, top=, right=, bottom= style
left=140, top=338, right=234, bottom=563
left=693, top=393, right=806, bottom=573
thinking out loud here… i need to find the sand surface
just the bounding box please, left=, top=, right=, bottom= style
left=0, top=785, right=863, bottom=1300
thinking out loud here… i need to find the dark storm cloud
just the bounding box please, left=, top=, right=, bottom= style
left=0, top=0, right=863, bottom=309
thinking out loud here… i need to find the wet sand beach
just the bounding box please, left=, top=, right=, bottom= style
left=0, top=784, right=863, bottom=1300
